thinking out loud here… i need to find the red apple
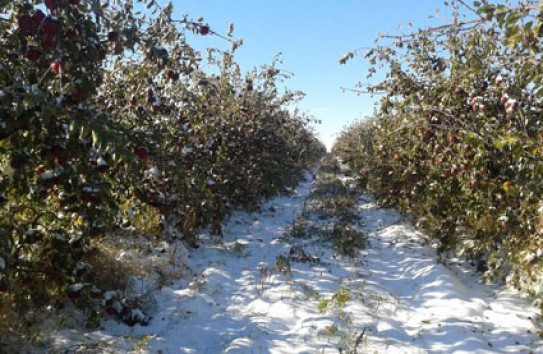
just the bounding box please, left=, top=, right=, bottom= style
left=136, top=146, right=148, bottom=159
left=91, top=195, right=102, bottom=205
left=81, top=190, right=93, bottom=203
left=35, top=164, right=47, bottom=175
left=96, top=157, right=109, bottom=173
left=505, top=99, right=519, bottom=114
left=10, top=159, right=23, bottom=170
left=75, top=267, right=87, bottom=277
left=26, top=48, right=43, bottom=62
left=38, top=189, right=49, bottom=200
left=31, top=10, right=46, bottom=27
left=41, top=33, right=59, bottom=50
left=89, top=227, right=101, bottom=237
left=71, top=89, right=88, bottom=102
left=105, top=306, right=118, bottom=316
left=449, top=135, right=458, bottom=144
left=49, top=145, right=64, bottom=159
left=59, top=198, right=68, bottom=208
left=66, top=28, right=80, bottom=42
left=42, top=17, right=59, bottom=35
left=85, top=247, right=98, bottom=258
left=45, top=0, right=58, bottom=11
left=50, top=61, right=65, bottom=75
left=54, top=156, right=67, bottom=167
left=454, top=86, right=465, bottom=95
left=199, top=25, right=210, bottom=35
left=67, top=288, right=81, bottom=300
left=469, top=179, right=478, bottom=188
left=422, top=129, right=432, bottom=142
left=108, top=31, right=119, bottom=43
left=0, top=280, right=8, bottom=292
left=18, top=15, right=37, bottom=36
left=97, top=47, right=107, bottom=61
left=450, top=165, right=460, bottom=176
left=166, top=69, right=178, bottom=81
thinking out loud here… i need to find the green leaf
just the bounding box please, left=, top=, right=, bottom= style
left=506, top=13, right=521, bottom=25
left=79, top=122, right=89, bottom=139
left=537, top=22, right=543, bottom=37
left=493, top=135, right=520, bottom=151
left=91, top=129, right=101, bottom=148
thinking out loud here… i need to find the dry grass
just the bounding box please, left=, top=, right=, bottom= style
left=0, top=230, right=187, bottom=353
left=89, top=232, right=187, bottom=293
left=0, top=295, right=58, bottom=353
left=88, top=244, right=149, bottom=292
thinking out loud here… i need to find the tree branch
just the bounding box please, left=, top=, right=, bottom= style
left=378, top=18, right=484, bottom=41
left=456, top=0, right=481, bottom=17
left=340, top=87, right=387, bottom=95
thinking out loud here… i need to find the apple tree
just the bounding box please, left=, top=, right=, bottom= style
left=336, top=0, right=543, bottom=305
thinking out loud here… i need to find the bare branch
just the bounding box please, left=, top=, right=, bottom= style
left=378, top=18, right=484, bottom=41
left=340, top=87, right=387, bottom=95
left=456, top=0, right=481, bottom=17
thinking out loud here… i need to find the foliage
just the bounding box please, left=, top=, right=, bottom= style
left=335, top=0, right=543, bottom=304
left=0, top=0, right=325, bottom=329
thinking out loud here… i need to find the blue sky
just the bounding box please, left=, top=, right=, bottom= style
left=171, top=1, right=456, bottom=149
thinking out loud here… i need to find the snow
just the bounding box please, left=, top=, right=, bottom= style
left=145, top=166, right=161, bottom=179
left=97, top=156, right=108, bottom=167
left=39, top=170, right=54, bottom=180
left=206, top=179, right=216, bottom=186
left=68, top=283, right=87, bottom=292
left=49, top=169, right=543, bottom=353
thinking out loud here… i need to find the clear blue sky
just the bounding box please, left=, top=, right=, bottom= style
left=170, top=0, right=456, bottom=150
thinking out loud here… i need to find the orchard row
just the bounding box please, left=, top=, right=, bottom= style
left=0, top=0, right=325, bottom=317
left=335, top=1, right=543, bottom=308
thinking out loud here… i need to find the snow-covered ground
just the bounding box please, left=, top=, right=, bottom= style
left=51, top=170, right=543, bottom=353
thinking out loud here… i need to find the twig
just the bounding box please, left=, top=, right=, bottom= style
left=429, top=108, right=492, bottom=146
left=386, top=111, right=493, bottom=147
left=456, top=0, right=481, bottom=17
left=340, top=87, right=387, bottom=95
left=171, top=19, right=235, bottom=43
left=378, top=18, right=484, bottom=41
left=352, top=327, right=367, bottom=354
left=209, top=29, right=235, bottom=44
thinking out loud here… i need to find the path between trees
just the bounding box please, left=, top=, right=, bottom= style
left=52, top=164, right=543, bottom=353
